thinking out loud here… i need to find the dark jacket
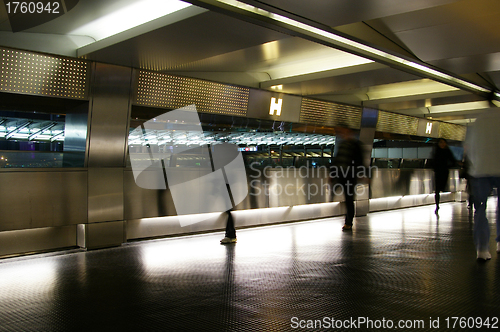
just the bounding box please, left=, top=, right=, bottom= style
left=432, top=146, right=456, bottom=175
left=332, top=138, right=364, bottom=181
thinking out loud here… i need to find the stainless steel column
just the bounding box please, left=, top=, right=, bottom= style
left=63, top=103, right=88, bottom=167
left=82, top=63, right=133, bottom=249
left=355, top=108, right=378, bottom=216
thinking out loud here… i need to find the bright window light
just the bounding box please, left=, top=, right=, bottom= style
left=69, top=0, right=191, bottom=42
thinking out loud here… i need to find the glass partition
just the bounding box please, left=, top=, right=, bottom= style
left=0, top=92, right=88, bottom=168
left=371, top=134, right=463, bottom=169
left=128, top=106, right=336, bottom=169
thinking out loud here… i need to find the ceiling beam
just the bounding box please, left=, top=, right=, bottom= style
left=183, top=0, right=498, bottom=101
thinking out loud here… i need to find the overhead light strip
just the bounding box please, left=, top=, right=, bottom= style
left=70, top=0, right=192, bottom=42
left=211, top=0, right=494, bottom=96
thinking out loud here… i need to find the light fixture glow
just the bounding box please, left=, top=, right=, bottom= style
left=70, top=0, right=191, bottom=42
left=427, top=101, right=490, bottom=114
left=212, top=0, right=495, bottom=96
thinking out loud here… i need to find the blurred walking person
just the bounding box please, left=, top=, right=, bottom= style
left=432, top=138, right=456, bottom=215
left=467, top=111, right=500, bottom=261
left=331, top=124, right=365, bottom=231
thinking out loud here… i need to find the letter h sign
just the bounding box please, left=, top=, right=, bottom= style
left=269, top=97, right=283, bottom=116
left=426, top=122, right=433, bottom=134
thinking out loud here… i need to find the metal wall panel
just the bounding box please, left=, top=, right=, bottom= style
left=124, top=165, right=461, bottom=240
left=88, top=168, right=124, bottom=223
left=264, top=167, right=332, bottom=207
left=369, top=168, right=458, bottom=199
left=87, top=63, right=133, bottom=167
left=0, top=170, right=87, bottom=232
left=64, top=105, right=89, bottom=153
left=124, top=168, right=222, bottom=220
left=126, top=202, right=344, bottom=241
left=63, top=103, right=89, bottom=167
left=0, top=225, right=77, bottom=258
left=85, top=221, right=124, bottom=250
left=235, top=167, right=269, bottom=210
left=124, top=166, right=459, bottom=220
left=124, top=166, right=272, bottom=220
left=126, top=214, right=227, bottom=240
left=370, top=193, right=453, bottom=212
left=125, top=166, right=338, bottom=221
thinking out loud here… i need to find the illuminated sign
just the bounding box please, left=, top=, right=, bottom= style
left=238, top=147, right=257, bottom=152
left=425, top=122, right=433, bottom=135
left=417, top=119, right=439, bottom=138
left=269, top=97, right=283, bottom=116
left=247, top=89, right=301, bottom=122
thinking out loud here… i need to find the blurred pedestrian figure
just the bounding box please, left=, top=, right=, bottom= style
left=432, top=138, right=456, bottom=215
left=466, top=110, right=500, bottom=261
left=214, top=143, right=246, bottom=245
left=331, top=125, right=365, bottom=231
left=220, top=207, right=237, bottom=244
left=460, top=150, right=474, bottom=210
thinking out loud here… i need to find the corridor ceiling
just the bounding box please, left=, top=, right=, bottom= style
left=2, top=0, right=500, bottom=125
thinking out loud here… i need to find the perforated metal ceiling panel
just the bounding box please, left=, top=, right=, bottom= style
left=135, top=71, right=249, bottom=117
left=0, top=47, right=89, bottom=99
left=300, top=98, right=362, bottom=129
left=376, top=111, right=419, bottom=136
left=439, top=122, right=467, bottom=141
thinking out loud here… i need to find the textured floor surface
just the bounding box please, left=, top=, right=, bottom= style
left=1, top=201, right=499, bottom=331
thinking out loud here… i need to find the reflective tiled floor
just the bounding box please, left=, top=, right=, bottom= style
left=1, top=201, right=499, bottom=331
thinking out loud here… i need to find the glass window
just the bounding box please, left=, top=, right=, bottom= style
left=0, top=92, right=88, bottom=168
